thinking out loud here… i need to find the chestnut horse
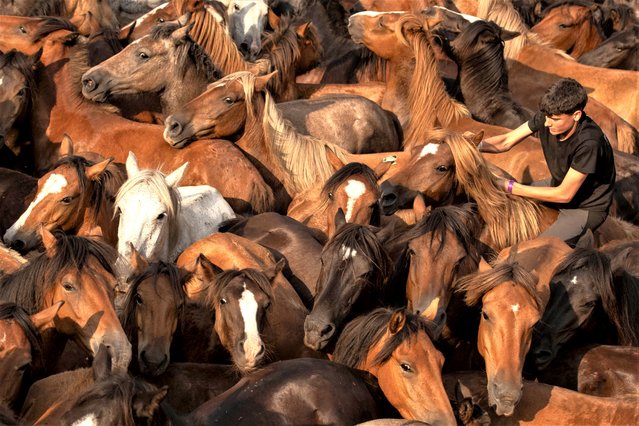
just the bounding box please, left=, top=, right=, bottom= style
left=3, top=149, right=125, bottom=253
left=0, top=16, right=274, bottom=215
left=531, top=0, right=605, bottom=58
left=0, top=229, right=131, bottom=375
left=454, top=236, right=573, bottom=416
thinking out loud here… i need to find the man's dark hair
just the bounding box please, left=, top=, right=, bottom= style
left=539, top=78, right=588, bottom=116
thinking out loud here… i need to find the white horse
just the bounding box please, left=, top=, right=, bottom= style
left=115, top=152, right=236, bottom=264
left=219, top=0, right=268, bottom=60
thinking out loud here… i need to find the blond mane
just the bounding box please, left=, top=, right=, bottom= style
left=397, top=14, right=469, bottom=148
left=441, top=130, right=542, bottom=250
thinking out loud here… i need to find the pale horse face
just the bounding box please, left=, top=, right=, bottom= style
left=227, top=0, right=268, bottom=60
left=117, top=184, right=171, bottom=263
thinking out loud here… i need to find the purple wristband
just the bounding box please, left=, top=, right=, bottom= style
left=507, top=180, right=514, bottom=193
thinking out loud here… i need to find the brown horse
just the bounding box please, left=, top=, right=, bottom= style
left=333, top=308, right=456, bottom=424
left=478, top=0, right=639, bottom=131
left=0, top=16, right=274, bottom=215
left=0, top=229, right=131, bottom=375
left=531, top=0, right=605, bottom=58
left=578, top=25, right=639, bottom=71
left=3, top=146, right=125, bottom=253
left=0, top=49, right=39, bottom=174
left=0, top=302, right=62, bottom=410
left=454, top=236, right=572, bottom=416
left=288, top=152, right=391, bottom=242
left=444, top=370, right=639, bottom=425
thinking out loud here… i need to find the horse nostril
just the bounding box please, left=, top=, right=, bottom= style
left=240, top=42, right=249, bottom=53
left=381, top=192, right=397, bottom=206
left=167, top=119, right=183, bottom=137
left=320, top=323, right=335, bottom=338
left=82, top=77, right=96, bottom=91
left=11, top=239, right=26, bottom=252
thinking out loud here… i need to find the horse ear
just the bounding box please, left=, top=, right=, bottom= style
left=575, top=229, right=595, bottom=249
left=119, top=19, right=137, bottom=44
left=412, top=193, right=431, bottom=222
left=265, top=258, right=286, bottom=283
left=195, top=254, right=223, bottom=282
left=533, top=1, right=543, bottom=18
left=325, top=145, right=345, bottom=172
left=373, top=160, right=393, bottom=180
left=268, top=8, right=281, bottom=30
left=92, top=344, right=112, bottom=381
left=296, top=22, right=311, bottom=38
left=590, top=4, right=604, bottom=25
left=334, top=208, right=347, bottom=231
left=500, top=28, right=520, bottom=41
left=41, top=227, right=58, bottom=257
left=31, top=48, right=43, bottom=67
left=478, top=257, right=493, bottom=272
left=60, top=134, right=74, bottom=157
left=85, top=158, right=112, bottom=181
left=464, top=130, right=484, bottom=146
left=388, top=308, right=407, bottom=335
left=30, top=301, right=64, bottom=330
left=133, top=385, right=169, bottom=420
left=165, top=162, right=189, bottom=187
left=171, top=22, right=192, bottom=44
left=126, top=151, right=140, bottom=177
left=254, top=71, right=277, bottom=92
left=129, top=243, right=149, bottom=276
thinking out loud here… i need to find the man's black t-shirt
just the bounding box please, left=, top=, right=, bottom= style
left=528, top=111, right=615, bottom=212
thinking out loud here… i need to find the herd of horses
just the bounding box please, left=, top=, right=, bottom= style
left=0, top=0, right=638, bottom=424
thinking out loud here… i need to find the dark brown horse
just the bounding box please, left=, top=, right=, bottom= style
left=578, top=25, right=639, bottom=70
left=333, top=308, right=456, bottom=424
left=0, top=229, right=131, bottom=375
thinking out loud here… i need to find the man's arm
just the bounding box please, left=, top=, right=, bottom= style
left=502, top=168, right=587, bottom=203
left=479, top=122, right=534, bottom=153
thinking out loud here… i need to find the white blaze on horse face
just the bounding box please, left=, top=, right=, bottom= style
left=124, top=2, right=169, bottom=31
left=71, top=414, right=99, bottom=426
left=419, top=143, right=439, bottom=159
left=511, top=304, right=520, bottom=314
left=570, top=275, right=578, bottom=285
left=433, top=6, right=482, bottom=23
left=239, top=284, right=262, bottom=362
left=344, top=179, right=367, bottom=222
left=341, top=244, right=358, bottom=261
left=4, top=174, right=68, bottom=241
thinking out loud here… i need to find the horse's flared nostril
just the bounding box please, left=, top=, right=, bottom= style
left=11, top=239, right=26, bottom=252
left=82, top=77, right=96, bottom=91
left=320, top=323, right=335, bottom=339
left=166, top=118, right=183, bottom=139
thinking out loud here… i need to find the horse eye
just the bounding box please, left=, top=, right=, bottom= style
left=400, top=363, right=412, bottom=373
left=327, top=192, right=333, bottom=200
left=615, top=47, right=623, bottom=52
left=61, top=196, right=74, bottom=204
left=558, top=23, right=568, bottom=29
left=264, top=301, right=271, bottom=310
left=134, top=294, right=143, bottom=305
left=63, top=282, right=76, bottom=292
left=16, top=363, right=29, bottom=372
left=220, top=298, right=227, bottom=305
left=156, top=212, right=167, bottom=220
left=223, top=97, right=234, bottom=105
left=16, top=88, right=26, bottom=98
left=158, top=18, right=165, bottom=23
left=19, top=26, right=26, bottom=34
left=436, top=165, right=449, bottom=172
left=233, top=3, right=240, bottom=11
left=407, top=248, right=415, bottom=257
left=482, top=311, right=489, bottom=321
left=138, top=51, right=149, bottom=60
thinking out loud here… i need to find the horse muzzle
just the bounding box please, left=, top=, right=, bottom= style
left=303, top=316, right=336, bottom=351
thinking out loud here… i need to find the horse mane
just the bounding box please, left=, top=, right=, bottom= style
left=187, top=5, right=250, bottom=74
left=441, top=130, right=542, bottom=249
left=397, top=14, right=469, bottom=146
left=606, top=249, right=639, bottom=345
left=30, top=16, right=79, bottom=43
left=49, top=155, right=124, bottom=224
left=114, top=169, right=181, bottom=250
left=0, top=302, right=43, bottom=361
left=0, top=50, right=38, bottom=107
left=326, top=223, right=394, bottom=290
left=321, top=46, right=388, bottom=84
left=202, top=268, right=274, bottom=310
left=455, top=259, right=542, bottom=308
left=25, top=0, right=66, bottom=17
left=149, top=22, right=222, bottom=81
left=333, top=307, right=439, bottom=369
left=0, top=232, right=117, bottom=313
left=477, top=0, right=574, bottom=60
left=541, top=0, right=599, bottom=15
left=121, top=261, right=187, bottom=344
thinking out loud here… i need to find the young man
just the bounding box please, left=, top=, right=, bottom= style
left=478, top=78, right=615, bottom=246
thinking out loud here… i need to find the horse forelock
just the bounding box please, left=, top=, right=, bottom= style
left=333, top=307, right=439, bottom=369
left=456, top=260, right=542, bottom=309
left=204, top=268, right=273, bottom=311
left=0, top=233, right=116, bottom=313
left=444, top=132, right=541, bottom=250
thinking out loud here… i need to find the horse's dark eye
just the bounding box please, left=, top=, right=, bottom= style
left=134, top=294, right=143, bottom=305
left=407, top=248, right=415, bottom=257
left=220, top=298, right=227, bottom=305
left=400, top=363, right=412, bottom=373
left=482, top=311, right=489, bottom=321
left=16, top=363, right=29, bottom=372
left=327, top=192, right=333, bottom=200
left=615, top=47, right=623, bottom=52
left=61, top=196, right=74, bottom=204
left=138, top=51, right=149, bottom=60
left=233, top=3, right=240, bottom=11
left=157, top=212, right=167, bottom=220
left=19, top=26, right=26, bottom=34
left=223, top=97, right=234, bottom=105
left=558, top=23, right=568, bottom=29
left=158, top=18, right=165, bottom=23
left=16, top=88, right=26, bottom=98
left=264, top=301, right=271, bottom=310
left=436, top=165, right=449, bottom=172
left=63, top=282, right=76, bottom=292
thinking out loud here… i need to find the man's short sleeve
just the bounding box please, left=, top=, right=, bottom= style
left=571, top=139, right=598, bottom=174
left=528, top=111, right=545, bottom=133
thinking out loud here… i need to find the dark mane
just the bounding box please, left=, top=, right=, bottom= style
left=326, top=223, right=393, bottom=290
left=31, top=17, right=78, bottom=43
left=47, top=155, right=124, bottom=224
left=333, top=307, right=439, bottom=368
left=0, top=302, right=43, bottom=361
left=322, top=162, right=379, bottom=199
left=0, top=50, right=38, bottom=106
left=121, top=261, right=187, bottom=343
left=455, top=260, right=541, bottom=308
left=203, top=268, right=274, bottom=309
left=150, top=22, right=222, bottom=81
left=321, top=46, right=388, bottom=83
left=0, top=232, right=116, bottom=313
left=25, top=0, right=65, bottom=17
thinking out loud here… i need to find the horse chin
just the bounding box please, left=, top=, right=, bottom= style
left=82, top=88, right=110, bottom=103
left=164, top=134, right=192, bottom=149
left=303, top=333, right=330, bottom=352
